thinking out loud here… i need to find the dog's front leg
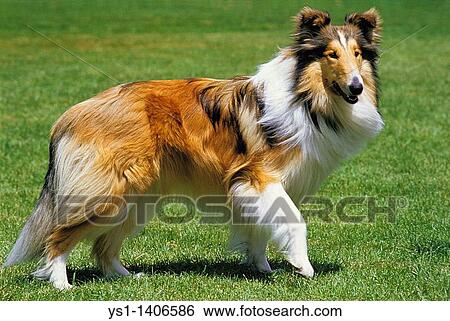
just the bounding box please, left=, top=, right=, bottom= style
left=231, top=182, right=314, bottom=277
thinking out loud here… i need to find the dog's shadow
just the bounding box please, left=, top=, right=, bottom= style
left=67, top=259, right=342, bottom=286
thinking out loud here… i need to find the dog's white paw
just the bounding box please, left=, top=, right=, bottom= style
left=52, top=281, right=73, bottom=291
left=241, top=254, right=273, bottom=273
left=254, top=257, right=273, bottom=274
left=293, top=261, right=314, bottom=278
left=288, top=255, right=314, bottom=278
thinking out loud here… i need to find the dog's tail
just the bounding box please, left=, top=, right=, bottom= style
left=2, top=139, right=58, bottom=268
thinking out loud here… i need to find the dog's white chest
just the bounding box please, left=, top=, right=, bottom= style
left=284, top=139, right=341, bottom=203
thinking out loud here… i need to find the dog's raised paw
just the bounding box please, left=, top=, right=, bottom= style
left=294, top=263, right=314, bottom=278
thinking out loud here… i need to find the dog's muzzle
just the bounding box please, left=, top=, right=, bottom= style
left=332, top=81, right=359, bottom=104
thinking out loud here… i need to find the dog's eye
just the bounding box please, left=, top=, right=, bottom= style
left=328, top=52, right=338, bottom=59
left=354, top=50, right=361, bottom=58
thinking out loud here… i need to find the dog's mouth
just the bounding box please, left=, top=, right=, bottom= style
left=332, top=82, right=358, bottom=104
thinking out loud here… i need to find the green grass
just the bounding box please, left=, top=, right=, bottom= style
left=0, top=0, right=449, bottom=300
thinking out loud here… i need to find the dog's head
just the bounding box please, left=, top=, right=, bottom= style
left=292, top=7, right=382, bottom=105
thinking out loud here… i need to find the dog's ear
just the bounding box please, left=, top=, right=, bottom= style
left=294, top=7, right=331, bottom=39
left=345, top=8, right=382, bottom=45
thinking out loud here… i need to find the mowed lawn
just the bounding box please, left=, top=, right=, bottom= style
left=0, top=0, right=448, bottom=300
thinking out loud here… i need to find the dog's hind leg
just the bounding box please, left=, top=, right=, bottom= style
left=33, top=222, right=97, bottom=290
left=33, top=253, right=72, bottom=290
left=91, top=191, right=158, bottom=277
left=92, top=233, right=131, bottom=277
left=91, top=212, right=137, bottom=277
left=37, top=189, right=134, bottom=289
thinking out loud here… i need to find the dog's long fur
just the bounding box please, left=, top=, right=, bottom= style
left=3, top=7, right=384, bottom=289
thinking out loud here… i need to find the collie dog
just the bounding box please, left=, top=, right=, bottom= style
left=3, top=7, right=383, bottom=289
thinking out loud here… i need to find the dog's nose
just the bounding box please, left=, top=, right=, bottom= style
left=349, top=77, right=363, bottom=95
